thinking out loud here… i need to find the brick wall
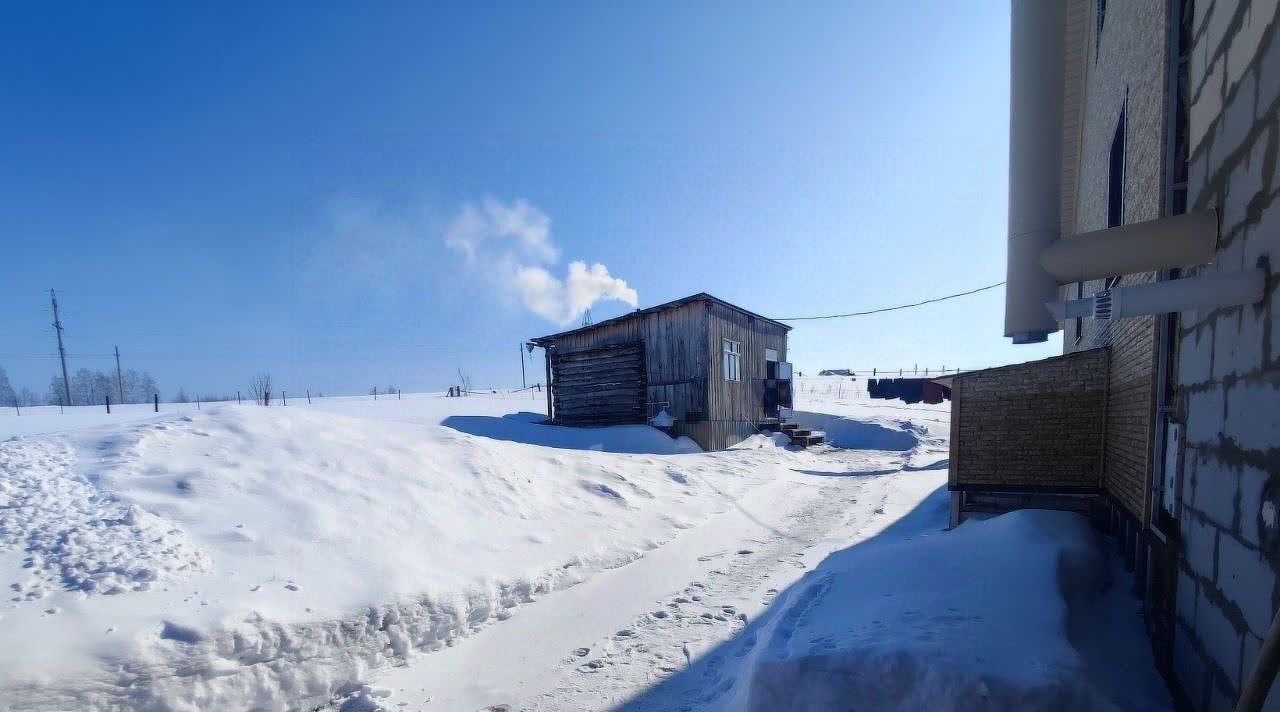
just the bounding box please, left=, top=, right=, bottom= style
left=1171, top=0, right=1280, bottom=709
left=950, top=349, right=1110, bottom=490
left=1062, top=0, right=1168, bottom=524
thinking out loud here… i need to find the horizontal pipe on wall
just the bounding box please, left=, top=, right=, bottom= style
left=1043, top=269, right=1265, bottom=323
left=1039, top=210, right=1219, bottom=284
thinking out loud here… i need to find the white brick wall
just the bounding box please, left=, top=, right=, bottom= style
left=1197, top=586, right=1245, bottom=690
left=1194, top=457, right=1241, bottom=528
left=1217, top=534, right=1275, bottom=635
left=1174, top=0, right=1280, bottom=707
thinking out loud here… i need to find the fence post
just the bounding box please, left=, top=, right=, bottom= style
left=307, top=389, right=311, bottom=405
left=154, top=394, right=159, bottom=412
left=398, top=389, right=401, bottom=400
left=373, top=387, right=377, bottom=400
left=197, top=397, right=200, bottom=410
left=282, top=390, right=287, bottom=406
left=105, top=395, right=111, bottom=414
left=237, top=390, right=241, bottom=405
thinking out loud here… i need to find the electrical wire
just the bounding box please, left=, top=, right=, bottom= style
left=775, top=281, right=1006, bottom=321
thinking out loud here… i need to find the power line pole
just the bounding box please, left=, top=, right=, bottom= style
left=114, top=346, right=125, bottom=403
left=50, top=289, right=71, bottom=406
left=520, top=343, right=527, bottom=389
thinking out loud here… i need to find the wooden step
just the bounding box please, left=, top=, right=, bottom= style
left=792, top=433, right=825, bottom=447
left=779, top=422, right=800, bottom=432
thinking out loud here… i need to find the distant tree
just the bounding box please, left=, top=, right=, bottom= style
left=64, top=368, right=119, bottom=406
left=70, top=368, right=93, bottom=405
left=249, top=373, right=272, bottom=406
left=46, top=375, right=67, bottom=405
left=0, top=367, right=15, bottom=407
left=456, top=368, right=471, bottom=395
left=174, top=387, right=189, bottom=403
left=123, top=370, right=159, bottom=404
left=17, top=387, right=39, bottom=407
left=386, top=384, right=397, bottom=395
left=93, top=371, right=112, bottom=404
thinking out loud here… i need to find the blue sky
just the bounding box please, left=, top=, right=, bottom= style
left=0, top=1, right=1059, bottom=399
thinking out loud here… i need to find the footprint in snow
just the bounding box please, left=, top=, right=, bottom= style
left=577, top=659, right=606, bottom=673
left=284, top=583, right=299, bottom=591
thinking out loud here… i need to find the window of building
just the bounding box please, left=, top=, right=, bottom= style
left=1108, top=98, right=1127, bottom=229
left=723, top=339, right=741, bottom=381
left=1095, top=0, right=1106, bottom=61
left=1104, top=95, right=1128, bottom=290
left=1074, top=281, right=1085, bottom=343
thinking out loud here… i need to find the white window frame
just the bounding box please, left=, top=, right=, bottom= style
left=723, top=339, right=742, bottom=382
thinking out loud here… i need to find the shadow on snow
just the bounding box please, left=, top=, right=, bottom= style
left=612, top=485, right=951, bottom=712
left=440, top=412, right=701, bottom=455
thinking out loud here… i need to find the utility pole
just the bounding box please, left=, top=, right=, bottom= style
left=50, top=289, right=72, bottom=407
left=520, top=343, right=527, bottom=389
left=114, top=346, right=125, bottom=403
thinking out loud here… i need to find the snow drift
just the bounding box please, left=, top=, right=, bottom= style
left=0, top=397, right=783, bottom=710
left=744, top=502, right=1170, bottom=711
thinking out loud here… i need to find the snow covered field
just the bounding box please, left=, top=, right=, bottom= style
left=0, top=377, right=1169, bottom=710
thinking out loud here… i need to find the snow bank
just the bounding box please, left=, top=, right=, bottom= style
left=0, top=396, right=786, bottom=710
left=746, top=503, right=1170, bottom=711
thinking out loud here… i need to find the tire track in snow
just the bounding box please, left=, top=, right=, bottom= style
left=522, top=466, right=899, bottom=711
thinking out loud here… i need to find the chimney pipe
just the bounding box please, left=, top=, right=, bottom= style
left=1005, top=0, right=1067, bottom=344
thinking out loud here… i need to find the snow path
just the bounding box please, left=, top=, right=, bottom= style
left=362, top=445, right=943, bottom=711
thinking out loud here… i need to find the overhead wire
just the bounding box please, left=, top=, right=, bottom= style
left=775, top=281, right=1006, bottom=321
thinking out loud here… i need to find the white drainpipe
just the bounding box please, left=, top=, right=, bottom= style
left=1004, top=0, right=1066, bottom=344
left=1004, top=0, right=1235, bottom=341
left=1047, top=269, right=1267, bottom=322
left=1039, top=211, right=1219, bottom=283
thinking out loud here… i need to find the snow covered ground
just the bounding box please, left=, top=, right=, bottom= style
left=0, top=377, right=1170, bottom=710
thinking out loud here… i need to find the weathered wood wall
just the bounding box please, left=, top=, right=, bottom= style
left=705, top=301, right=789, bottom=448
left=546, top=301, right=709, bottom=425
left=541, top=298, right=789, bottom=450
left=550, top=342, right=646, bottom=425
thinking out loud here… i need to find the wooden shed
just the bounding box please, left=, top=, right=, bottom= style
left=529, top=293, right=793, bottom=450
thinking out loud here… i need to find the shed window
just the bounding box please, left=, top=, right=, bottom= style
left=723, top=339, right=742, bottom=381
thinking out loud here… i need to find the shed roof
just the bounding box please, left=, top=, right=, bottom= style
left=529, top=292, right=792, bottom=345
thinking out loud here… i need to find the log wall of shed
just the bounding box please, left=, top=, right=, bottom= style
left=545, top=301, right=709, bottom=423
